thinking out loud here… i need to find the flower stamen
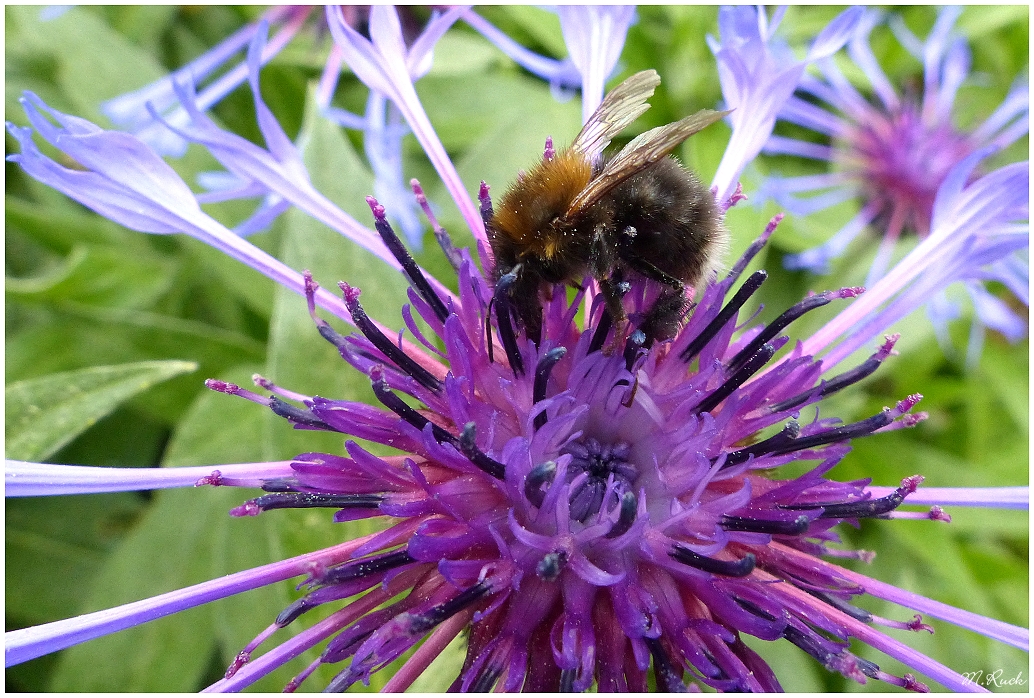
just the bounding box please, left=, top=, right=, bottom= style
left=491, top=271, right=527, bottom=374
left=720, top=513, right=812, bottom=536
left=370, top=372, right=507, bottom=480
left=411, top=178, right=462, bottom=271
left=533, top=347, right=568, bottom=429
left=536, top=551, right=568, bottom=581
left=319, top=549, right=415, bottom=587
left=231, top=492, right=383, bottom=516
left=806, top=590, right=873, bottom=622
left=269, top=396, right=336, bottom=430
left=726, top=287, right=863, bottom=374
left=801, top=476, right=923, bottom=519
left=767, top=405, right=922, bottom=460
left=771, top=334, right=899, bottom=412
left=722, top=421, right=801, bottom=468
left=367, top=195, right=451, bottom=323
left=340, top=282, right=443, bottom=393
left=670, top=546, right=758, bottom=577
left=680, top=270, right=768, bottom=363
left=524, top=460, right=557, bottom=508
left=478, top=181, right=493, bottom=232
left=696, top=343, right=777, bottom=414
left=458, top=422, right=507, bottom=480
left=605, top=490, right=639, bottom=539
left=646, top=637, right=691, bottom=691
left=563, top=439, right=636, bottom=523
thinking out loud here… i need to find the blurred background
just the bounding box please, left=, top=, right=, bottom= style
left=5, top=5, right=1028, bottom=692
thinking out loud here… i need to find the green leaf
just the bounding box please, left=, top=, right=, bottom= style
left=493, top=6, right=566, bottom=58
left=96, top=6, right=179, bottom=52
left=5, top=360, right=197, bottom=461
left=51, top=407, right=170, bottom=468
left=427, top=30, right=509, bottom=77
left=6, top=492, right=146, bottom=625
left=406, top=631, right=469, bottom=692
left=1, top=310, right=221, bottom=382
left=162, top=364, right=301, bottom=692
left=843, top=513, right=1027, bottom=692
left=741, top=633, right=826, bottom=692
left=957, top=5, right=1029, bottom=40
left=7, top=244, right=177, bottom=309
left=979, top=340, right=1029, bottom=433
left=5, top=304, right=265, bottom=421
left=48, top=486, right=223, bottom=691
left=627, top=7, right=721, bottom=106
left=6, top=194, right=154, bottom=254
left=175, top=213, right=279, bottom=321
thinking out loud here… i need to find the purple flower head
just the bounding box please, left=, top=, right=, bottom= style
left=5, top=6, right=1028, bottom=694
left=756, top=8, right=1029, bottom=363
left=192, top=210, right=960, bottom=692
left=795, top=149, right=1029, bottom=370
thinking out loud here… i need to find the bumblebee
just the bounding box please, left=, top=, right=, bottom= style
left=487, top=70, right=727, bottom=345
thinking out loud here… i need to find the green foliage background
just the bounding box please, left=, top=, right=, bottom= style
left=5, top=5, right=1028, bottom=693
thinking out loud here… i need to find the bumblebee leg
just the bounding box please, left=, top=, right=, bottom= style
left=599, top=278, right=630, bottom=326
left=641, top=289, right=690, bottom=342
left=589, top=225, right=618, bottom=278
left=617, top=246, right=684, bottom=290
left=511, top=273, right=544, bottom=346
left=615, top=228, right=689, bottom=342
left=590, top=227, right=627, bottom=324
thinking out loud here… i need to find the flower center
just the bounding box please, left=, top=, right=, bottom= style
left=840, top=102, right=973, bottom=236
left=563, top=438, right=636, bottom=522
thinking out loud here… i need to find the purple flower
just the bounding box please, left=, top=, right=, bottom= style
left=101, top=6, right=316, bottom=157
left=5, top=6, right=1028, bottom=693
left=463, top=6, right=636, bottom=119
left=101, top=7, right=466, bottom=248
left=325, top=5, right=482, bottom=246
left=755, top=7, right=1029, bottom=364
left=317, top=6, right=470, bottom=249
left=462, top=10, right=583, bottom=98
left=556, top=5, right=637, bottom=120
left=708, top=5, right=866, bottom=203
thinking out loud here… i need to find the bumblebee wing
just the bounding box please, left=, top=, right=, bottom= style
left=565, top=109, right=729, bottom=218
left=570, top=70, right=661, bottom=160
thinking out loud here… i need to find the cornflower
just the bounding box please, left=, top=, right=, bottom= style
left=5, top=5, right=1028, bottom=693
left=100, top=5, right=318, bottom=158
left=756, top=7, right=1029, bottom=365
left=464, top=6, right=636, bottom=121
left=101, top=5, right=451, bottom=247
